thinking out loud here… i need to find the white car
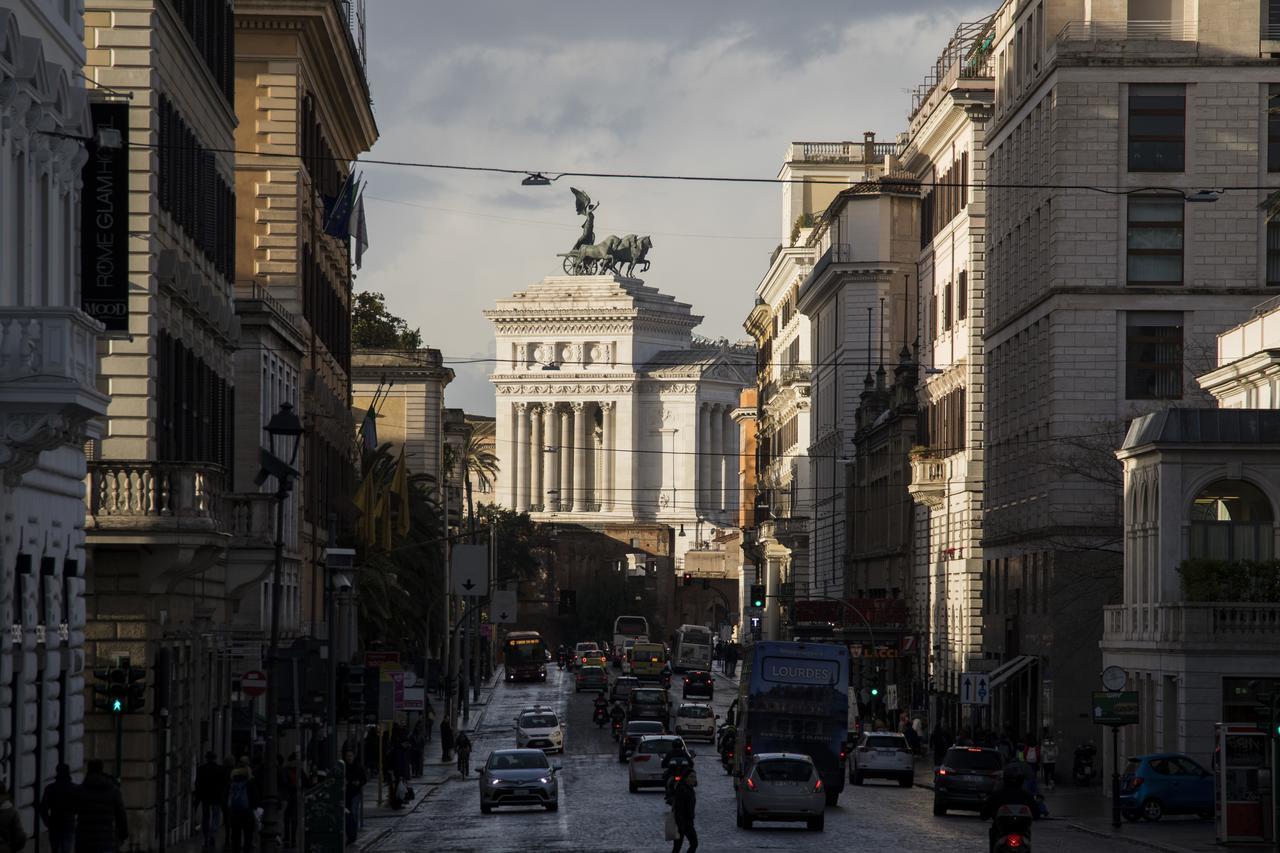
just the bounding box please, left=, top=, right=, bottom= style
left=514, top=708, right=564, bottom=753
left=672, top=703, right=716, bottom=742
left=737, top=753, right=826, bottom=831
left=627, top=735, right=688, bottom=792
left=850, top=731, right=914, bottom=787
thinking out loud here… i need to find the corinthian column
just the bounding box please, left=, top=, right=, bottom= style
left=572, top=401, right=589, bottom=512
left=543, top=404, right=560, bottom=511
left=560, top=405, right=573, bottom=512
left=710, top=403, right=724, bottom=516
left=698, top=403, right=712, bottom=515
left=601, top=401, right=615, bottom=512
left=516, top=402, right=532, bottom=511
left=530, top=404, right=543, bottom=510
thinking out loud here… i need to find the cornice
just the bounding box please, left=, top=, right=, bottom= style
left=494, top=382, right=635, bottom=396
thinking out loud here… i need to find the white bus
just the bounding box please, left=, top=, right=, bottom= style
left=672, top=624, right=714, bottom=672
left=612, top=615, right=649, bottom=666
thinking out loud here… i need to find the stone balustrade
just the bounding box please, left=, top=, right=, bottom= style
left=228, top=492, right=276, bottom=543
left=1104, top=603, right=1280, bottom=650
left=87, top=461, right=227, bottom=532
left=0, top=307, right=100, bottom=388
left=908, top=449, right=949, bottom=508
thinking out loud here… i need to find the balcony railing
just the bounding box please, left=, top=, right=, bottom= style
left=908, top=449, right=949, bottom=508
left=779, top=365, right=811, bottom=388
left=228, top=493, right=276, bottom=544
left=87, top=461, right=227, bottom=532
left=1104, top=603, right=1280, bottom=648
left=1057, top=19, right=1198, bottom=44
left=0, top=307, right=100, bottom=390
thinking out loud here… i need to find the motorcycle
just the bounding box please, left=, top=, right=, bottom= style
left=716, top=724, right=737, bottom=774
left=991, top=803, right=1034, bottom=852
left=611, top=718, right=624, bottom=739
left=663, top=753, right=695, bottom=804
left=593, top=705, right=609, bottom=728
left=1073, top=742, right=1097, bottom=786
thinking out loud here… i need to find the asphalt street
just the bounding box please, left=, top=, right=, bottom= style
left=368, top=665, right=1123, bottom=853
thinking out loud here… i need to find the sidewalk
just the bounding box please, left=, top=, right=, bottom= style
left=912, top=763, right=1219, bottom=853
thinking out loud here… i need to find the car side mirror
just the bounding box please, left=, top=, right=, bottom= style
left=688, top=751, right=697, bottom=758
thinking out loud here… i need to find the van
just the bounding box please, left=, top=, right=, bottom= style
left=630, top=642, right=666, bottom=680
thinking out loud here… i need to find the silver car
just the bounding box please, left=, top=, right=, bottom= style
left=850, top=732, right=914, bottom=787
left=627, top=735, right=688, bottom=792
left=478, top=749, right=560, bottom=813
left=736, top=753, right=826, bottom=831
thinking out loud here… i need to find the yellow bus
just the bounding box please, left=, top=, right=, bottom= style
left=628, top=642, right=666, bottom=680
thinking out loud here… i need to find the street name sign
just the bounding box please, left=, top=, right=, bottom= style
left=451, top=545, right=489, bottom=597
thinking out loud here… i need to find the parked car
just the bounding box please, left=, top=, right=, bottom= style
left=736, top=752, right=826, bottom=831
left=626, top=687, right=669, bottom=724
left=514, top=709, right=563, bottom=753
left=933, top=747, right=1003, bottom=815
left=850, top=732, right=914, bottom=787
left=619, top=720, right=666, bottom=762
left=1121, top=754, right=1215, bottom=822
left=672, top=702, right=717, bottom=742
left=575, top=664, right=608, bottom=692
left=478, top=749, right=560, bottom=813
left=611, top=676, right=641, bottom=705
left=681, top=671, right=713, bottom=699
left=628, top=735, right=688, bottom=792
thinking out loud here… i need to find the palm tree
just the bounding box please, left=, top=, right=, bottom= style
left=461, top=420, right=498, bottom=533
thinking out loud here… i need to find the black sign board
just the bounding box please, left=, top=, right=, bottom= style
left=81, top=101, right=129, bottom=331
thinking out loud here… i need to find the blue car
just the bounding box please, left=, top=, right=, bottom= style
left=1120, top=753, right=1215, bottom=822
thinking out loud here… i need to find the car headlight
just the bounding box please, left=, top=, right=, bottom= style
left=489, top=779, right=501, bottom=786
left=539, top=777, right=550, bottom=784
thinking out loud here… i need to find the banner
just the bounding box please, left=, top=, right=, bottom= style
left=81, top=101, right=130, bottom=331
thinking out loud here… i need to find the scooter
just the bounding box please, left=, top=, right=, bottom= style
left=1073, top=742, right=1097, bottom=786
left=593, top=705, right=609, bottom=728
left=611, top=718, right=624, bottom=739
left=663, top=754, right=694, bottom=804
left=991, top=804, right=1034, bottom=852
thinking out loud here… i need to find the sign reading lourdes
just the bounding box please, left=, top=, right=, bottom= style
left=557, top=188, right=654, bottom=276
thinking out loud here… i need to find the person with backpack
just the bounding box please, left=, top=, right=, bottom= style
left=74, top=760, right=127, bottom=853
left=225, top=757, right=257, bottom=853
left=40, top=763, right=77, bottom=853
left=0, top=781, right=26, bottom=853
left=194, top=752, right=229, bottom=852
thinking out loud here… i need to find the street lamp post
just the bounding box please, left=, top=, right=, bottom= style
left=258, top=403, right=304, bottom=853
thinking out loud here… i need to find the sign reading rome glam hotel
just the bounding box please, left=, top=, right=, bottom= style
left=81, top=101, right=129, bottom=332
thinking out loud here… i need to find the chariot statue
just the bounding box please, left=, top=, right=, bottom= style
left=557, top=188, right=654, bottom=277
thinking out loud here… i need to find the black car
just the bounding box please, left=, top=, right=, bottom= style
left=681, top=670, right=713, bottom=699
left=618, top=720, right=665, bottom=762
left=933, top=747, right=1004, bottom=815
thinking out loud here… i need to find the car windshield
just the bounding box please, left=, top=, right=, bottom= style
left=639, top=739, right=681, bottom=755
left=520, top=713, right=557, bottom=728
left=579, top=667, right=605, bottom=678
left=679, top=706, right=711, bottom=718
left=945, top=749, right=1002, bottom=771
left=488, top=752, right=549, bottom=771
left=576, top=643, right=598, bottom=651
left=755, top=759, right=814, bottom=782
left=627, top=722, right=663, bottom=735
left=866, top=735, right=905, bottom=748
left=632, top=690, right=664, bottom=704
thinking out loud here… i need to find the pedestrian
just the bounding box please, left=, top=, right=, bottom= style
left=0, top=781, right=27, bottom=853
left=387, top=738, right=411, bottom=810
left=1041, top=731, right=1059, bottom=788
left=40, top=763, right=77, bottom=853
left=194, top=752, right=229, bottom=852
left=455, top=731, right=472, bottom=776
left=73, top=760, right=127, bottom=853
left=281, top=753, right=307, bottom=849
left=440, top=717, right=454, bottom=764
left=225, top=757, right=258, bottom=853
left=409, top=720, right=425, bottom=778
left=343, top=750, right=366, bottom=844
left=220, top=756, right=235, bottom=852
left=423, top=700, right=435, bottom=744
left=930, top=724, right=951, bottom=768
left=1024, top=736, right=1041, bottom=783
left=669, top=767, right=698, bottom=853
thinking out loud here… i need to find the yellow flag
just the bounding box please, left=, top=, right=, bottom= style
left=352, top=474, right=375, bottom=546
left=391, top=448, right=411, bottom=537
left=375, top=489, right=392, bottom=550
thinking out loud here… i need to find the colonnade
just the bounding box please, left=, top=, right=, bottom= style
left=698, top=401, right=738, bottom=518
left=510, top=400, right=615, bottom=513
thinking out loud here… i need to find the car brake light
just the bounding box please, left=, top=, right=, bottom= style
left=1006, top=835, right=1024, bottom=849
left=745, top=738, right=752, bottom=756
left=966, top=748, right=983, bottom=752
left=840, top=750, right=848, bottom=760
left=937, top=768, right=948, bottom=776
left=813, top=778, right=824, bottom=792
left=745, top=777, right=757, bottom=791
left=1127, top=775, right=1144, bottom=791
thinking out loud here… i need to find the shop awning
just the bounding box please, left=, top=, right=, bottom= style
left=988, top=654, right=1037, bottom=689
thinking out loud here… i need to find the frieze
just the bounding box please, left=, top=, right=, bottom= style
left=495, top=383, right=635, bottom=396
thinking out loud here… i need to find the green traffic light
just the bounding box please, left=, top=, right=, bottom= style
left=112, top=699, right=123, bottom=713
left=870, top=687, right=880, bottom=697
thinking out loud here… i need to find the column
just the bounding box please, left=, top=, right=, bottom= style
left=724, top=406, right=739, bottom=518
left=559, top=406, right=573, bottom=512
left=543, top=404, right=560, bottom=511
left=710, top=403, right=724, bottom=517
left=530, top=404, right=544, bottom=510
left=698, top=403, right=712, bottom=515
left=601, top=401, right=615, bottom=512
left=572, top=401, right=590, bottom=512
left=516, top=402, right=532, bottom=511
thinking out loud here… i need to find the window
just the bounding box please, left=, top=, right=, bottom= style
left=958, top=270, right=968, bottom=320
left=1190, top=480, right=1274, bottom=561
left=1128, top=84, right=1185, bottom=172
left=1125, top=312, right=1183, bottom=400
left=929, top=293, right=938, bottom=340
left=1269, top=85, right=1280, bottom=172
left=1269, top=220, right=1280, bottom=286
left=1127, top=196, right=1184, bottom=286
left=943, top=282, right=953, bottom=330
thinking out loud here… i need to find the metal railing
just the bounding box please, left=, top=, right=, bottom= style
left=1057, top=19, right=1198, bottom=43
left=88, top=461, right=226, bottom=530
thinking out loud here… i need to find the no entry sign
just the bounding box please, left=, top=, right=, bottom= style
left=241, top=670, right=267, bottom=697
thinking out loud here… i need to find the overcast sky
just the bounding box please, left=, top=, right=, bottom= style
left=359, top=1, right=991, bottom=415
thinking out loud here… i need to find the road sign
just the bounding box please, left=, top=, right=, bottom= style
left=491, top=590, right=517, bottom=624
left=241, top=670, right=267, bottom=697
left=960, top=672, right=991, bottom=706
left=1091, top=691, right=1139, bottom=726
left=402, top=687, right=424, bottom=712
left=451, top=544, right=489, bottom=596
left=886, top=684, right=899, bottom=709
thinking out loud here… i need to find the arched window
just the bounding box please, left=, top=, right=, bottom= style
left=1189, top=480, right=1274, bottom=561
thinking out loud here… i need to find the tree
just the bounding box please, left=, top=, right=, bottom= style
left=462, top=420, right=498, bottom=533
left=352, top=290, right=422, bottom=350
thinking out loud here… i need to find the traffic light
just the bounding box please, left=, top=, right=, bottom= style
left=683, top=573, right=692, bottom=587
left=90, top=668, right=115, bottom=713
left=869, top=667, right=883, bottom=699
left=107, top=667, right=127, bottom=714
left=750, top=584, right=765, bottom=608
left=125, top=666, right=147, bottom=713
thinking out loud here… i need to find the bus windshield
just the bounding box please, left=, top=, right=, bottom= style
left=506, top=637, right=546, bottom=663
left=614, top=616, right=648, bottom=637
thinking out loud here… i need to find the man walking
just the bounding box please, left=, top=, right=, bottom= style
left=342, top=750, right=366, bottom=844
left=194, top=752, right=228, bottom=852
left=669, top=768, right=698, bottom=853
left=74, top=760, right=128, bottom=853
left=439, top=717, right=454, bottom=764
left=40, top=763, right=77, bottom=853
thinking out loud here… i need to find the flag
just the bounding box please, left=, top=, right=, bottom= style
left=353, top=183, right=369, bottom=269
left=352, top=473, right=376, bottom=546
left=391, top=447, right=410, bottom=537
left=360, top=403, right=378, bottom=451
left=323, top=170, right=357, bottom=240
left=375, top=489, right=392, bottom=550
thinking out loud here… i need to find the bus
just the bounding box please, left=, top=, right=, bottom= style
left=503, top=630, right=548, bottom=682
left=671, top=624, right=713, bottom=672
left=735, top=640, right=849, bottom=805
left=612, top=615, right=649, bottom=658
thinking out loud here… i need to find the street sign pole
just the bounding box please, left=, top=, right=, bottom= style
left=1112, top=724, right=1121, bottom=828
left=115, top=713, right=123, bottom=780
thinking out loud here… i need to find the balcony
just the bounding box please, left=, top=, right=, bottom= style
left=908, top=448, right=948, bottom=508
left=779, top=365, right=811, bottom=391
left=1103, top=603, right=1280, bottom=652
left=786, top=141, right=897, bottom=164
left=1055, top=19, right=1199, bottom=59
left=87, top=461, right=228, bottom=537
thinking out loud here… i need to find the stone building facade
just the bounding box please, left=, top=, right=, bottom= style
left=982, top=0, right=1279, bottom=749
left=0, top=1, right=109, bottom=835
left=351, top=348, right=453, bottom=486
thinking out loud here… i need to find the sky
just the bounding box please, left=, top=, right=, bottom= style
left=359, top=0, right=992, bottom=415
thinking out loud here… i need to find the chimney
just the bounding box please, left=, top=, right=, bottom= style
left=863, top=131, right=876, bottom=162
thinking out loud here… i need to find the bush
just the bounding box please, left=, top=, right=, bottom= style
left=1178, top=559, right=1280, bottom=603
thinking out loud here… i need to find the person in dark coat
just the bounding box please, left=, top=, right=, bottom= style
left=409, top=720, right=425, bottom=778
left=931, top=725, right=953, bottom=768
left=74, top=760, right=128, bottom=853
left=40, top=763, right=77, bottom=853
left=669, top=768, right=698, bottom=853
left=386, top=739, right=411, bottom=810
left=194, top=752, right=229, bottom=852
left=225, top=757, right=258, bottom=853
left=342, top=750, right=366, bottom=844
left=0, top=781, right=28, bottom=853
left=439, top=717, right=454, bottom=764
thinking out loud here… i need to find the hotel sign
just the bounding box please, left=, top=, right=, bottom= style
left=81, top=101, right=129, bottom=331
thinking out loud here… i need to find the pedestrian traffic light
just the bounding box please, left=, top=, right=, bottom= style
left=107, top=667, right=127, bottom=714
left=683, top=573, right=692, bottom=587
left=125, top=665, right=147, bottom=713
left=90, top=668, right=115, bottom=713
left=750, top=584, right=765, bottom=608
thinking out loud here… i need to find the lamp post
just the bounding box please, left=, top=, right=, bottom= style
left=259, top=403, right=304, bottom=853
